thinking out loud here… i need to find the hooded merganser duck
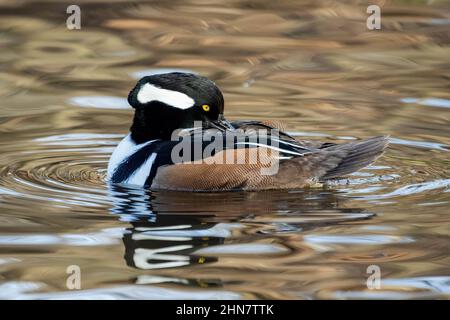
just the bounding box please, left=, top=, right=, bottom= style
left=107, top=72, right=389, bottom=191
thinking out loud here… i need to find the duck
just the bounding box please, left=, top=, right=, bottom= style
left=107, top=72, right=389, bottom=191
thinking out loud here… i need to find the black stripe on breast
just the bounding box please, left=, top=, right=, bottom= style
left=111, top=142, right=159, bottom=184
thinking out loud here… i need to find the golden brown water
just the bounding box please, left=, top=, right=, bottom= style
left=0, top=0, right=449, bottom=299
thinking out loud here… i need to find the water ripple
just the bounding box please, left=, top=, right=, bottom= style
left=195, top=243, right=290, bottom=255
left=356, top=179, right=450, bottom=200
left=402, top=97, right=450, bottom=109
left=68, top=96, right=129, bottom=109
left=304, top=235, right=414, bottom=245
left=0, top=282, right=241, bottom=300
left=0, top=228, right=123, bottom=246
left=390, top=137, right=448, bottom=151
left=332, top=276, right=450, bottom=299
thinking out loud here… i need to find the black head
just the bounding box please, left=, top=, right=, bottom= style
left=128, top=73, right=226, bottom=143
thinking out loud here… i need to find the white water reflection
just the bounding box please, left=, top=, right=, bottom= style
left=357, top=179, right=450, bottom=200
left=195, top=243, right=290, bottom=255
left=0, top=228, right=124, bottom=246
left=130, top=68, right=197, bottom=79
left=35, top=133, right=123, bottom=146
left=68, top=96, right=130, bottom=109
left=402, top=97, right=450, bottom=109
left=389, top=137, right=448, bottom=151
left=136, top=223, right=241, bottom=239
left=304, top=235, right=414, bottom=245
left=0, top=281, right=241, bottom=300
left=334, top=276, right=450, bottom=299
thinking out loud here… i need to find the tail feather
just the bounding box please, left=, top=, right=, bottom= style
left=320, top=136, right=390, bottom=180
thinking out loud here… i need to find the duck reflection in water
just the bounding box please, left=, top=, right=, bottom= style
left=108, top=185, right=375, bottom=276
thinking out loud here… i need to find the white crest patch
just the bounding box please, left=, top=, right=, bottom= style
left=136, top=83, right=195, bottom=110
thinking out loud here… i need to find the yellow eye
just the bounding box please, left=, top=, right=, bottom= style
left=202, top=104, right=210, bottom=112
